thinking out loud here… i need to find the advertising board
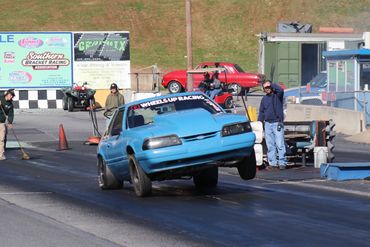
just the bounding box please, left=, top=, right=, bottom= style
left=0, top=32, right=73, bottom=88
left=73, top=32, right=130, bottom=89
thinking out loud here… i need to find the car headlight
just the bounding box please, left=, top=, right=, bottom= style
left=142, top=135, right=182, bottom=150
left=221, top=122, right=252, bottom=137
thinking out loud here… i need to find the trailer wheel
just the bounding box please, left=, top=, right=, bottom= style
left=223, top=96, right=234, bottom=109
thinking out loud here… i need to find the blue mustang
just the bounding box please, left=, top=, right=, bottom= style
left=97, top=92, right=256, bottom=197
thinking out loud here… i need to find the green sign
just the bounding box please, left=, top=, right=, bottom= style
left=0, top=32, right=72, bottom=88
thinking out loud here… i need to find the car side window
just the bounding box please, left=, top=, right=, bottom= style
left=110, top=109, right=124, bottom=136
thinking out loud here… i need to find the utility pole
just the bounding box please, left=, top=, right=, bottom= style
left=186, top=0, right=193, bottom=91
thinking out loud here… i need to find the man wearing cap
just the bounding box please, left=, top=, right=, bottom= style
left=258, top=80, right=287, bottom=170
left=104, top=83, right=125, bottom=118
left=0, top=89, right=15, bottom=160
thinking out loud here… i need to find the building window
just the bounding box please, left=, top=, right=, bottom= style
left=346, top=60, right=355, bottom=92
left=359, top=62, right=370, bottom=90
left=328, top=62, right=337, bottom=92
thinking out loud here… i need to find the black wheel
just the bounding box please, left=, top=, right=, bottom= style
left=193, top=167, right=218, bottom=188
left=62, top=96, right=68, bottom=110
left=128, top=154, right=152, bottom=197
left=302, top=152, right=307, bottom=167
left=228, top=83, right=242, bottom=95
left=67, top=97, right=74, bottom=112
left=168, top=81, right=183, bottom=94
left=98, top=156, right=123, bottom=189
left=223, top=96, right=233, bottom=109
left=236, top=149, right=257, bottom=180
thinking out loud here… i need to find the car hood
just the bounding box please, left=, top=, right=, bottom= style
left=163, top=70, right=186, bottom=77
left=136, top=108, right=247, bottom=138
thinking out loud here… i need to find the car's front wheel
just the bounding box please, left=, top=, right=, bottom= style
left=129, top=154, right=152, bottom=197
left=98, top=156, right=123, bottom=189
left=236, top=150, right=257, bottom=180
left=193, top=167, right=218, bottom=188
left=168, top=81, right=183, bottom=94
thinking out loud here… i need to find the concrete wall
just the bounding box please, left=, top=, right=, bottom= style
left=285, top=104, right=365, bottom=135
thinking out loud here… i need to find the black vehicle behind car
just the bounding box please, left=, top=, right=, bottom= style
left=62, top=82, right=96, bottom=112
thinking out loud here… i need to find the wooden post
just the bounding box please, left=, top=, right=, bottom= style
left=186, top=0, right=193, bottom=91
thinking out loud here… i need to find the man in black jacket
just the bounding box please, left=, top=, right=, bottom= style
left=0, top=89, right=15, bottom=160
left=258, top=80, right=287, bottom=170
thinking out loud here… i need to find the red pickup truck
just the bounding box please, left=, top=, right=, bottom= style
left=161, top=62, right=265, bottom=95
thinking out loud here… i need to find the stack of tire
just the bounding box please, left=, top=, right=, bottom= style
left=251, top=121, right=263, bottom=167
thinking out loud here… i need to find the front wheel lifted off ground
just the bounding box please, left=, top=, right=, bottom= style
left=98, top=156, right=123, bottom=190
left=129, top=154, right=152, bottom=197
left=237, top=150, right=257, bottom=180
left=193, top=166, right=219, bottom=188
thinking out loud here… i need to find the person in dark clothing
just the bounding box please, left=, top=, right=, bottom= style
left=0, top=89, right=15, bottom=160
left=258, top=80, right=287, bottom=169
left=199, top=73, right=212, bottom=93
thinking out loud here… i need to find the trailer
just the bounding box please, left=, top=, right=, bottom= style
left=258, top=32, right=363, bottom=88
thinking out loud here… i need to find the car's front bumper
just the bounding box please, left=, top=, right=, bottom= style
left=136, top=132, right=255, bottom=174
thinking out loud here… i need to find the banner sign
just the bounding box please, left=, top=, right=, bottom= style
left=0, top=32, right=73, bottom=88
left=73, top=32, right=130, bottom=89
left=74, top=32, right=129, bottom=61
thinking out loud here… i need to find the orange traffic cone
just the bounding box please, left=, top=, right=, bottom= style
left=57, top=124, right=70, bottom=151
left=84, top=136, right=101, bottom=145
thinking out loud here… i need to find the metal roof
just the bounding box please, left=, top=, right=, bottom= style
left=260, top=32, right=363, bottom=42
left=323, top=49, right=370, bottom=58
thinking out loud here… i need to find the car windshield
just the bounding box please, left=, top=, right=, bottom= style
left=127, top=94, right=223, bottom=128
left=234, top=64, right=245, bottom=73
left=309, top=72, right=327, bottom=87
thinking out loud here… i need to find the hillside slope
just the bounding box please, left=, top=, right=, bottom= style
left=2, top=0, right=370, bottom=72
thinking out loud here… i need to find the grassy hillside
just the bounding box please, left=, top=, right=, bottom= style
left=2, top=0, right=370, bottom=72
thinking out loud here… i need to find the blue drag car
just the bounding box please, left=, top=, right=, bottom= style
left=97, top=92, right=256, bottom=197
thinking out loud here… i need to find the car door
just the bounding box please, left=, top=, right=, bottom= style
left=104, top=108, right=129, bottom=177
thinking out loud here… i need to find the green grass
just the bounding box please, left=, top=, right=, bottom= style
left=2, top=0, right=370, bottom=72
